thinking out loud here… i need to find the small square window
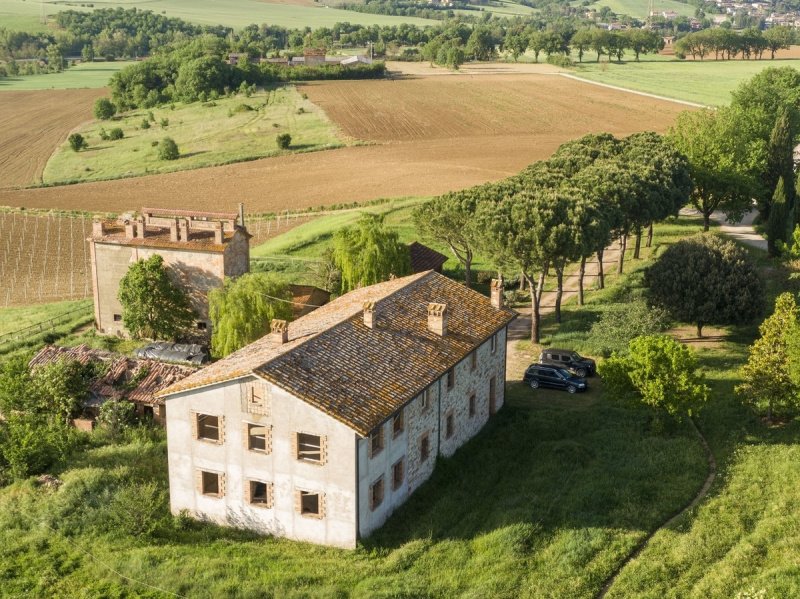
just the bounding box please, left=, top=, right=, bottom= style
left=201, top=471, right=221, bottom=497
left=470, top=351, right=477, bottom=371
left=196, top=414, right=220, bottom=442
left=392, top=459, right=404, bottom=491
left=113, top=313, right=122, bottom=322
left=420, top=433, right=430, bottom=462
left=370, top=476, right=384, bottom=511
left=247, top=423, right=269, bottom=452
left=370, top=426, right=384, bottom=457
left=491, top=333, right=498, bottom=354
left=469, top=394, right=476, bottom=417
left=445, top=413, right=455, bottom=439
left=299, top=490, right=322, bottom=516
left=197, top=321, right=208, bottom=331
left=393, top=409, right=404, bottom=438
left=446, top=368, right=455, bottom=390
left=297, top=432, right=322, bottom=463
left=249, top=480, right=272, bottom=507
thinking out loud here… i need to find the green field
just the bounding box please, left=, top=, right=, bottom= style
left=0, top=61, right=134, bottom=91
left=42, top=87, right=344, bottom=184
left=572, top=58, right=800, bottom=106
left=0, top=299, right=91, bottom=338
left=0, top=0, right=436, bottom=33
left=583, top=0, right=695, bottom=19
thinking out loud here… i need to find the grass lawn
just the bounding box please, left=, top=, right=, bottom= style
left=42, top=86, right=343, bottom=184
left=0, top=299, right=93, bottom=357
left=0, top=61, right=135, bottom=91
left=582, top=0, right=695, bottom=19
left=0, top=0, right=436, bottom=33
left=571, top=58, right=800, bottom=106
left=0, top=299, right=91, bottom=338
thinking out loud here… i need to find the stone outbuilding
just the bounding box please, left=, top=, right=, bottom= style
left=158, top=270, right=514, bottom=548
left=88, top=207, right=250, bottom=338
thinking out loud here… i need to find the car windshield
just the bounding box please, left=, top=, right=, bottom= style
left=570, top=352, right=583, bottom=361
left=557, top=368, right=571, bottom=379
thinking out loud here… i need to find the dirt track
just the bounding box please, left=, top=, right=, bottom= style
left=0, top=75, right=688, bottom=214
left=0, top=88, right=106, bottom=189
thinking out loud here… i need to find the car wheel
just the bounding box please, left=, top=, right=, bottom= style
left=575, top=368, right=587, bottom=378
left=529, top=380, right=539, bottom=389
left=567, top=385, right=577, bottom=394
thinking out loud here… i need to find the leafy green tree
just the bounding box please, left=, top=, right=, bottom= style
left=93, top=97, right=116, bottom=120
left=0, top=415, right=75, bottom=481
left=0, top=355, right=38, bottom=416
left=158, top=137, right=179, bottom=160
left=599, top=334, right=709, bottom=418
left=209, top=273, right=293, bottom=357
left=97, top=399, right=136, bottom=440
left=118, top=254, right=196, bottom=340
left=81, top=43, right=95, bottom=63
left=465, top=27, right=495, bottom=61
left=528, top=30, right=548, bottom=63
left=589, top=300, right=671, bottom=357
left=68, top=133, right=88, bottom=152
left=737, top=292, right=800, bottom=423
left=332, top=213, right=411, bottom=293
left=669, top=107, right=756, bottom=231
left=570, top=28, right=593, bottom=63
left=623, top=29, right=664, bottom=61
left=33, top=358, right=90, bottom=423
left=763, top=26, right=794, bottom=59
left=504, top=32, right=528, bottom=61
left=276, top=133, right=291, bottom=149
left=644, top=234, right=764, bottom=337
left=767, top=176, right=790, bottom=256
left=174, top=55, right=231, bottom=102
left=590, top=28, right=612, bottom=62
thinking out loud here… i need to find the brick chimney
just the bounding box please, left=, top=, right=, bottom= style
left=169, top=219, right=178, bottom=242
left=124, top=219, right=134, bottom=239
left=178, top=218, right=189, bottom=242
left=213, top=221, right=223, bottom=244
left=271, top=319, right=289, bottom=344
left=92, top=219, right=105, bottom=237
left=490, top=277, right=504, bottom=310
left=135, top=216, right=146, bottom=239
left=363, top=301, right=376, bottom=329
left=427, top=303, right=448, bottom=337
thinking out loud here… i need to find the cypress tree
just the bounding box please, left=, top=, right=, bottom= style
left=762, top=108, right=795, bottom=221
left=767, top=176, right=790, bottom=256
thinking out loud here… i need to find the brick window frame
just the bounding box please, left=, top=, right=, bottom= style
left=293, top=432, right=327, bottom=465
left=196, top=469, right=225, bottom=498
left=246, top=479, right=274, bottom=508
left=244, top=422, right=272, bottom=453
left=192, top=412, right=224, bottom=444
left=295, top=489, right=325, bottom=518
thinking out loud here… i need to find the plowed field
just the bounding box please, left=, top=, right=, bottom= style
left=0, top=88, right=106, bottom=188
left=0, top=75, right=688, bottom=213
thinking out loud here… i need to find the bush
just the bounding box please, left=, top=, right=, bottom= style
left=276, top=133, right=292, bottom=149
left=97, top=399, right=135, bottom=440
left=546, top=54, right=574, bottom=68
left=147, top=110, right=155, bottom=122
left=93, top=97, right=116, bottom=120
left=68, top=133, right=88, bottom=152
left=98, top=127, right=110, bottom=141
left=589, top=300, right=671, bottom=357
left=108, top=127, right=124, bottom=140
left=158, top=137, right=179, bottom=160
left=101, top=482, right=168, bottom=537
left=140, top=119, right=150, bottom=129
left=160, top=117, right=169, bottom=128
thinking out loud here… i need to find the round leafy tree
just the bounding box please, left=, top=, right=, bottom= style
left=68, top=133, right=88, bottom=152
left=118, top=254, right=196, bottom=340
left=276, top=133, right=291, bottom=149
left=644, top=234, right=764, bottom=337
left=93, top=97, right=116, bottom=120
left=158, top=137, right=179, bottom=160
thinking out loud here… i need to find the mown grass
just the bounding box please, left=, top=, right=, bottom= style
left=43, top=86, right=343, bottom=184
left=0, top=299, right=93, bottom=357
left=0, top=61, right=135, bottom=91
left=581, top=0, right=694, bottom=19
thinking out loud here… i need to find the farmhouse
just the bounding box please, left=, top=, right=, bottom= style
left=159, top=271, right=514, bottom=547
left=89, top=207, right=250, bottom=338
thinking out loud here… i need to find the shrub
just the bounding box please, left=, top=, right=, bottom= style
left=140, top=119, right=150, bottom=129
left=98, top=127, right=110, bottom=141
left=108, top=127, right=124, bottom=140
left=97, top=399, right=136, bottom=441
left=233, top=103, right=253, bottom=113
left=588, top=300, right=671, bottom=357
left=68, top=133, right=88, bottom=152
left=160, top=117, right=169, bottom=128
left=147, top=110, right=155, bottom=122
left=102, top=482, right=168, bottom=537
left=547, top=54, right=574, bottom=68
left=276, top=133, right=292, bottom=149
left=158, top=137, right=179, bottom=160
left=151, top=140, right=159, bottom=147
left=93, top=97, right=116, bottom=120
left=296, top=107, right=305, bottom=114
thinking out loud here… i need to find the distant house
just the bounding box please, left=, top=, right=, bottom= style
left=159, top=271, right=514, bottom=548
left=408, top=241, right=448, bottom=274
left=89, top=207, right=251, bottom=339
left=29, top=344, right=196, bottom=426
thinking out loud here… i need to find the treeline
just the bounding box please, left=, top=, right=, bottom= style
left=675, top=25, right=796, bottom=60
left=338, top=0, right=474, bottom=20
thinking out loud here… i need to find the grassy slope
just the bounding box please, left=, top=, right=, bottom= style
left=0, top=0, right=436, bottom=32
left=571, top=58, right=800, bottom=106
left=42, top=87, right=343, bottom=184
left=0, top=61, right=135, bottom=91
left=0, top=299, right=91, bottom=338
left=583, top=0, right=695, bottom=19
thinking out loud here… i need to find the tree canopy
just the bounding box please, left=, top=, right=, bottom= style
left=118, top=254, right=196, bottom=340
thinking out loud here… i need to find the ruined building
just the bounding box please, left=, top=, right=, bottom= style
left=89, top=207, right=250, bottom=338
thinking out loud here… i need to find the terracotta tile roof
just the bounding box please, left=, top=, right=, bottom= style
left=91, top=222, right=243, bottom=253
left=409, top=241, right=448, bottom=273
left=159, top=271, right=515, bottom=436
left=288, top=284, right=331, bottom=319
left=30, top=344, right=196, bottom=406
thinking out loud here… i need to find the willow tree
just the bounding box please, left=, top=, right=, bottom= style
left=209, top=273, right=293, bottom=357
left=332, top=213, right=411, bottom=293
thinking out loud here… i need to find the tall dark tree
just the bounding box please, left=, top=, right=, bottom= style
left=767, top=176, right=790, bottom=256
left=763, top=108, right=796, bottom=223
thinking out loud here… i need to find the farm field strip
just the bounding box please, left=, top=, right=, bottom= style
left=0, top=61, right=135, bottom=91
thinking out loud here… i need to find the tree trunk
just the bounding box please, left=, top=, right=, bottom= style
left=577, top=256, right=586, bottom=306
left=703, top=211, right=711, bottom=232
left=646, top=222, right=654, bottom=248
left=696, top=321, right=704, bottom=338
left=617, top=234, right=627, bottom=274
left=464, top=254, right=472, bottom=289
left=633, top=227, right=642, bottom=259
left=554, top=265, right=564, bottom=324
left=596, top=248, right=605, bottom=289
left=519, top=271, right=525, bottom=291
left=528, top=269, right=547, bottom=344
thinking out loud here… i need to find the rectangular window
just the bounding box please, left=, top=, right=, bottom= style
left=421, top=388, right=431, bottom=410
left=200, top=470, right=222, bottom=497
left=196, top=414, right=220, bottom=442
left=470, top=351, right=477, bottom=371
left=392, top=459, right=404, bottom=491
left=446, top=368, right=455, bottom=390
left=370, top=476, right=385, bottom=511
left=420, top=433, right=430, bottom=462
left=297, top=432, right=322, bottom=463
left=248, top=480, right=273, bottom=508
left=370, top=426, right=384, bottom=458
left=298, top=490, right=323, bottom=517
left=247, top=423, right=270, bottom=453
left=113, top=313, right=122, bottom=322
left=393, top=409, right=404, bottom=438
left=469, top=394, right=476, bottom=417
left=445, top=412, right=455, bottom=439
left=197, top=321, right=207, bottom=331
left=491, top=333, right=498, bottom=354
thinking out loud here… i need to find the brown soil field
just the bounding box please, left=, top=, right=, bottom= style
left=0, top=88, right=107, bottom=189
left=0, top=75, right=687, bottom=214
